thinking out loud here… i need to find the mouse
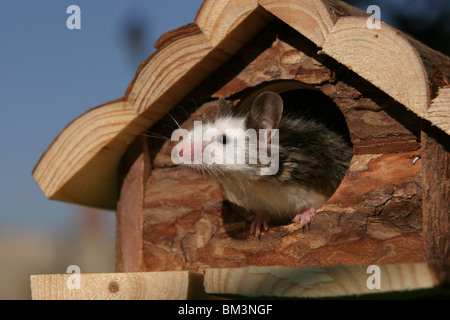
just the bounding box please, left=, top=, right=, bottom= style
left=173, top=91, right=353, bottom=236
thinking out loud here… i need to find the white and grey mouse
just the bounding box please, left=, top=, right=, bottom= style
left=174, top=91, right=353, bottom=236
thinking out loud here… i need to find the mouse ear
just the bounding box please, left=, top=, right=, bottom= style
left=247, top=91, right=283, bottom=142
left=216, top=98, right=232, bottom=118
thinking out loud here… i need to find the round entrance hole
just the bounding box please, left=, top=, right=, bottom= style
left=278, top=88, right=354, bottom=204
left=230, top=86, right=354, bottom=228
left=279, top=89, right=352, bottom=146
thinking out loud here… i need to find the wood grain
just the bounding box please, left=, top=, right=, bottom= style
left=32, top=101, right=151, bottom=209
left=322, top=17, right=429, bottom=119
left=116, top=136, right=151, bottom=272
left=428, top=87, right=450, bottom=135
left=30, top=262, right=445, bottom=299
left=30, top=271, right=207, bottom=300
left=196, top=0, right=272, bottom=53
left=259, top=0, right=371, bottom=46
left=422, top=122, right=450, bottom=265
left=204, top=263, right=441, bottom=298
left=128, top=26, right=221, bottom=117
left=259, top=0, right=336, bottom=46
left=142, top=147, right=425, bottom=272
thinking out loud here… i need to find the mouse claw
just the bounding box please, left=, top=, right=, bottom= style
left=292, top=208, right=315, bottom=231
left=249, top=210, right=271, bottom=237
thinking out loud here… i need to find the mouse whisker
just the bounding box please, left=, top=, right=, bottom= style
left=166, top=112, right=182, bottom=131
left=140, top=131, right=169, bottom=141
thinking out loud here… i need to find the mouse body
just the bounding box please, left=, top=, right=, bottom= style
left=174, top=91, right=353, bottom=236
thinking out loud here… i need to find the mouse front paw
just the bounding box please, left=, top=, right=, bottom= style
left=249, top=210, right=271, bottom=237
left=292, top=207, right=316, bottom=229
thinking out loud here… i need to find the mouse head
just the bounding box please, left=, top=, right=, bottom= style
left=173, top=91, right=283, bottom=177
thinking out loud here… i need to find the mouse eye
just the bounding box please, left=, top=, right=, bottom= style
left=217, top=134, right=229, bottom=145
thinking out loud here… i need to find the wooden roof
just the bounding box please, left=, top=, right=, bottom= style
left=33, top=0, right=450, bottom=210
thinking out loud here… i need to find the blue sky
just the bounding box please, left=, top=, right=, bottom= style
left=0, top=0, right=203, bottom=229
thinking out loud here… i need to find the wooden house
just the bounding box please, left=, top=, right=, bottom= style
left=31, top=0, right=449, bottom=299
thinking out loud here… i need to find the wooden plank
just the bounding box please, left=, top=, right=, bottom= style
left=196, top=0, right=272, bottom=54
left=128, top=25, right=223, bottom=116
left=259, top=0, right=336, bottom=46
left=428, top=87, right=450, bottom=136
left=116, top=136, right=150, bottom=272
left=32, top=101, right=151, bottom=209
left=259, top=0, right=368, bottom=46
left=204, top=263, right=442, bottom=298
left=322, top=17, right=430, bottom=120
left=30, top=271, right=208, bottom=300
left=421, top=122, right=450, bottom=267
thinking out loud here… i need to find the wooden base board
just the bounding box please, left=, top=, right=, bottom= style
left=31, top=262, right=446, bottom=300
left=204, top=262, right=443, bottom=298
left=30, top=271, right=208, bottom=300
